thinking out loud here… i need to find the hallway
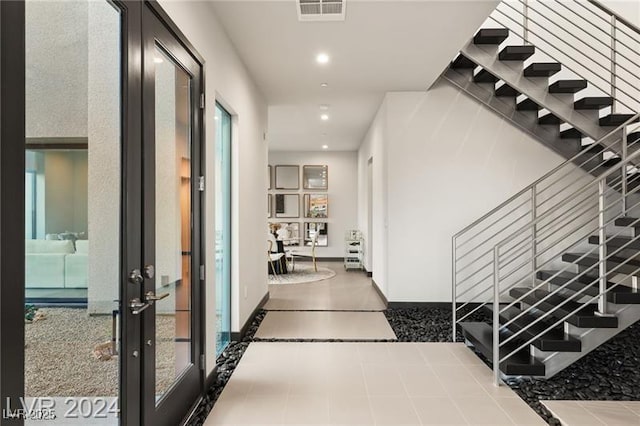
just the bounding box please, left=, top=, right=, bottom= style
left=202, top=262, right=546, bottom=425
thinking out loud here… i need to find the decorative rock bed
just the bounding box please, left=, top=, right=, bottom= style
left=385, top=306, right=640, bottom=426
left=188, top=306, right=640, bottom=425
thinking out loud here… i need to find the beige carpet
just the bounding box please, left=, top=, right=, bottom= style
left=25, top=308, right=178, bottom=397
left=268, top=264, right=336, bottom=285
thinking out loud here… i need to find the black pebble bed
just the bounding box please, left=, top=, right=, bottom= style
left=187, top=307, right=640, bottom=425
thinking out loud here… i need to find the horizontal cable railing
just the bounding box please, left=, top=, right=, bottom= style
left=452, top=0, right=640, bottom=386
left=492, top=0, right=640, bottom=114
left=453, top=115, right=639, bottom=325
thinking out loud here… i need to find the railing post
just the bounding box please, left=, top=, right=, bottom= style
left=452, top=236, right=457, bottom=342
left=531, top=187, right=537, bottom=289
left=597, top=180, right=610, bottom=316
left=622, top=125, right=628, bottom=214
left=610, top=15, right=617, bottom=113
left=493, top=245, right=501, bottom=387
left=523, top=0, right=529, bottom=42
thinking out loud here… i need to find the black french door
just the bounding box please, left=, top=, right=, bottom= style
left=137, top=3, right=204, bottom=425
left=0, top=1, right=205, bottom=425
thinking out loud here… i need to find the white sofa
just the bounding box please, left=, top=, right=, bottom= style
left=65, top=240, right=88, bottom=288
left=25, top=239, right=88, bottom=289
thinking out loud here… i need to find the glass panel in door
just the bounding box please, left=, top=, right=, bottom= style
left=24, top=0, right=121, bottom=423
left=215, top=104, right=232, bottom=356
left=153, top=46, right=193, bottom=403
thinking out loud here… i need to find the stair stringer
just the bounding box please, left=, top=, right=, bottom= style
left=459, top=41, right=611, bottom=142
left=442, top=68, right=578, bottom=160
left=528, top=302, right=640, bottom=378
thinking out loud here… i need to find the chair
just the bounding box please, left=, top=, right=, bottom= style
left=267, top=234, right=285, bottom=277
left=290, top=232, right=318, bottom=272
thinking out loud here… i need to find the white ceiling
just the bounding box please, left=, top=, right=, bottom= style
left=210, top=0, right=499, bottom=151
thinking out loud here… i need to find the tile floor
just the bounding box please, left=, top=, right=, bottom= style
left=542, top=400, right=640, bottom=425
left=204, top=342, right=546, bottom=425
left=263, top=262, right=386, bottom=311
left=254, top=311, right=397, bottom=340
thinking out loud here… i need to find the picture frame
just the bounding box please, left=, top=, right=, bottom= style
left=275, top=165, right=300, bottom=190
left=303, top=165, right=328, bottom=190
left=304, top=193, right=328, bottom=218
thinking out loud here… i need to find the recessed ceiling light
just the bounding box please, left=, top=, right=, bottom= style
left=316, top=53, right=330, bottom=64
left=320, top=114, right=329, bottom=121
left=320, top=83, right=328, bottom=88
left=154, top=57, right=164, bottom=64
left=322, top=145, right=329, bottom=150
left=319, top=105, right=330, bottom=111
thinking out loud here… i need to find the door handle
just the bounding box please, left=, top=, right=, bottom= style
left=128, top=291, right=169, bottom=315
left=129, top=298, right=152, bottom=315
left=145, top=291, right=169, bottom=302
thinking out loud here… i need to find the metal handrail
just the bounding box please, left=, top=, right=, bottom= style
left=459, top=178, right=640, bottom=323
left=452, top=0, right=640, bottom=385
left=492, top=6, right=639, bottom=112
left=453, top=115, right=638, bottom=244
left=585, top=0, right=640, bottom=40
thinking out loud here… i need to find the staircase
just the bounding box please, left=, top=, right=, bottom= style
left=450, top=0, right=640, bottom=384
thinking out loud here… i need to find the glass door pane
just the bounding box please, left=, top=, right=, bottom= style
left=153, top=46, right=193, bottom=403
left=215, top=104, right=232, bottom=356
left=24, top=1, right=122, bottom=423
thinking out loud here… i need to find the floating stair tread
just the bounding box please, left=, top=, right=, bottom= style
left=499, top=45, right=535, bottom=61
left=615, top=217, right=640, bottom=227
left=495, top=84, right=519, bottom=97
left=583, top=143, right=606, bottom=154
left=629, top=132, right=640, bottom=144
left=538, top=113, right=562, bottom=125
left=459, top=322, right=546, bottom=376
left=474, top=28, right=509, bottom=45
left=524, top=62, right=561, bottom=77
left=517, top=98, right=542, bottom=111
left=537, top=270, right=600, bottom=298
left=474, top=69, right=499, bottom=83
left=600, top=114, right=639, bottom=127
left=602, top=157, right=621, bottom=167
left=537, top=270, right=640, bottom=304
left=451, top=55, right=476, bottom=69
left=563, top=252, right=640, bottom=280
left=588, top=235, right=640, bottom=250
left=549, top=80, right=588, bottom=94
left=561, top=128, right=584, bottom=139
left=510, top=287, right=618, bottom=328
left=574, top=97, right=614, bottom=110
left=490, top=305, right=581, bottom=352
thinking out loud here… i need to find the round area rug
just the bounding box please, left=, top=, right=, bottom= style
left=268, top=264, right=336, bottom=285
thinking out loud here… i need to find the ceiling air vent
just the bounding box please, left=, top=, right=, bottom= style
left=297, top=0, right=346, bottom=22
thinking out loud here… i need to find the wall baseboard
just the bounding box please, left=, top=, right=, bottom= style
left=230, top=291, right=270, bottom=342
left=387, top=301, right=452, bottom=309
left=371, top=279, right=388, bottom=308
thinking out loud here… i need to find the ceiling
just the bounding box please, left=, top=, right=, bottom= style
left=210, top=0, right=499, bottom=151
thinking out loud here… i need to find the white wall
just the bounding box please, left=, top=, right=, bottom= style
left=357, top=101, right=388, bottom=293
left=358, top=80, right=585, bottom=302
left=269, top=151, right=358, bottom=258
left=159, top=1, right=269, bottom=375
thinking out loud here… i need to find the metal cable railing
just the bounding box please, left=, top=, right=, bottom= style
left=451, top=0, right=640, bottom=386
left=493, top=0, right=640, bottom=113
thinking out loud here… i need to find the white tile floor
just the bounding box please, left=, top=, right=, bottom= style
left=543, top=400, right=640, bottom=425
left=204, top=342, right=546, bottom=425
left=254, top=311, right=397, bottom=340
left=264, top=262, right=386, bottom=311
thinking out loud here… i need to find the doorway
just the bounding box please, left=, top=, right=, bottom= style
left=3, top=1, right=205, bottom=425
